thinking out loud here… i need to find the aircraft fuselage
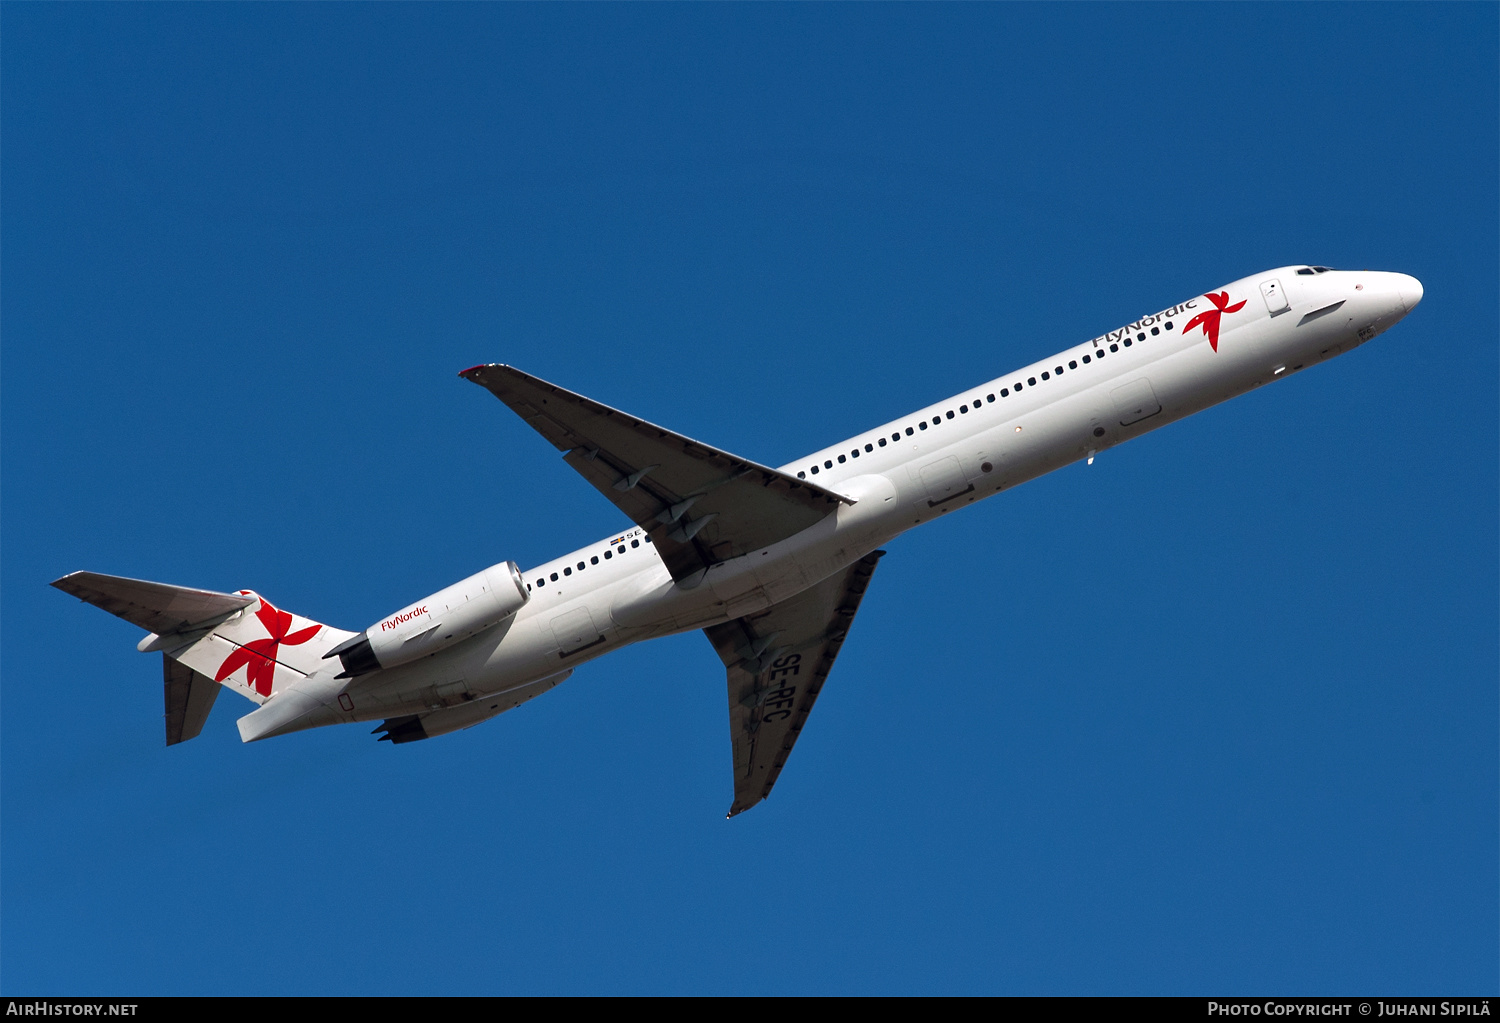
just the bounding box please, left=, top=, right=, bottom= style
left=266, top=265, right=1419, bottom=738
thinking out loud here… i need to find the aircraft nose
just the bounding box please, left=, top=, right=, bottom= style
left=1396, top=273, right=1424, bottom=313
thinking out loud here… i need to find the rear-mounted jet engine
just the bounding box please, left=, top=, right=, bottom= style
left=324, top=561, right=529, bottom=677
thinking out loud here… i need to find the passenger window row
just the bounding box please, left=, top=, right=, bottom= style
left=998, top=320, right=1174, bottom=395
left=532, top=535, right=650, bottom=589
left=795, top=319, right=1175, bottom=479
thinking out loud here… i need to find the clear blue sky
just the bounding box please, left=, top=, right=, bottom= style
left=4, top=3, right=1495, bottom=995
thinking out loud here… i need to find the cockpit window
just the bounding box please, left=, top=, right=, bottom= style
left=1297, top=267, right=1315, bottom=275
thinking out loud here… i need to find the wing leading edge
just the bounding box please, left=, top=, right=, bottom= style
left=461, top=364, right=850, bottom=583
left=703, top=550, right=885, bottom=817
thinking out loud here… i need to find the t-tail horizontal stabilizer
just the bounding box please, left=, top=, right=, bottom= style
left=51, top=571, right=255, bottom=637
left=52, top=569, right=357, bottom=743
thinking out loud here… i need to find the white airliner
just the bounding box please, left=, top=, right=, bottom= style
left=54, top=266, right=1422, bottom=816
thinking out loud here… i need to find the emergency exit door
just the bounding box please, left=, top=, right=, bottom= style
left=1112, top=378, right=1162, bottom=426
left=552, top=607, right=604, bottom=657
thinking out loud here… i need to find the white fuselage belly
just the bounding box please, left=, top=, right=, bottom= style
left=324, top=267, right=1415, bottom=727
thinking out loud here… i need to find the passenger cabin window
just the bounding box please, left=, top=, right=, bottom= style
left=564, top=567, right=572, bottom=576
left=987, top=394, right=995, bottom=402
left=811, top=465, right=819, bottom=474
left=603, top=551, right=612, bottom=560
left=919, top=421, right=927, bottom=430
left=945, top=411, right=954, bottom=420
left=631, top=539, right=640, bottom=548
left=878, top=438, right=887, bottom=447
left=617, top=546, right=626, bottom=554
left=1069, top=360, right=1077, bottom=369
left=1001, top=388, right=1009, bottom=396
left=865, top=443, right=873, bottom=452
left=1041, top=372, right=1049, bottom=380
left=1027, top=377, right=1036, bottom=386
left=591, top=556, right=599, bottom=564
left=905, top=427, right=914, bottom=436
left=798, top=471, right=806, bottom=478
left=838, top=454, right=846, bottom=463
left=550, top=572, right=558, bottom=581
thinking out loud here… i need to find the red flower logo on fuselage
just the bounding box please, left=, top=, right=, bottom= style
left=215, top=597, right=321, bottom=697
left=1182, top=291, right=1247, bottom=352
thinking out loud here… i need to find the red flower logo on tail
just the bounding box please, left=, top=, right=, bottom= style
left=1182, top=291, right=1247, bottom=352
left=215, top=597, right=321, bottom=697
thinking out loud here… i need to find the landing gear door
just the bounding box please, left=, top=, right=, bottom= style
left=1260, top=278, right=1289, bottom=315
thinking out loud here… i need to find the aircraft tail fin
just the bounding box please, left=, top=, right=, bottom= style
left=163, top=654, right=219, bottom=745
left=52, top=571, right=357, bottom=734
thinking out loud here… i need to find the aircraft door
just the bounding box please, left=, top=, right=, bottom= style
left=917, top=456, right=974, bottom=508
left=1112, top=378, right=1162, bottom=426
left=1260, top=278, right=1290, bottom=315
left=551, top=607, right=604, bottom=657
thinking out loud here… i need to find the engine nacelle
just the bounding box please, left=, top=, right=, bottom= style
left=326, top=561, right=529, bottom=677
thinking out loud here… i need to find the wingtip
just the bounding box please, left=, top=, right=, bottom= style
left=459, top=363, right=519, bottom=382
left=49, top=571, right=94, bottom=594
